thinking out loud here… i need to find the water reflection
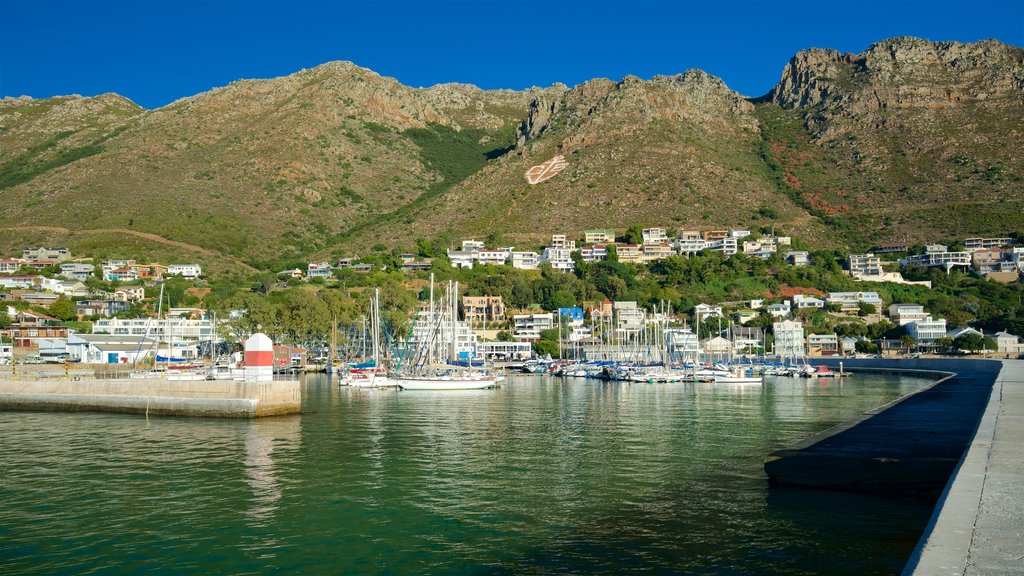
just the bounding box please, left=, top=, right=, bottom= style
left=242, top=416, right=301, bottom=527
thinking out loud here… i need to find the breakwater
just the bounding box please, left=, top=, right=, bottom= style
left=765, top=358, right=1023, bottom=575
left=0, top=376, right=301, bottom=417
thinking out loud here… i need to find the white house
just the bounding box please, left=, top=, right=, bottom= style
left=476, top=249, right=510, bottom=266
left=773, top=320, right=805, bottom=358
left=541, top=247, right=575, bottom=272
left=767, top=301, right=791, bottom=317
left=642, top=228, right=668, bottom=245
left=447, top=250, right=475, bottom=269
left=167, top=264, right=202, bottom=279
left=510, top=251, right=540, bottom=270
left=59, top=262, right=95, bottom=280
left=307, top=262, right=332, bottom=278
left=907, top=316, right=948, bottom=344
left=994, top=332, right=1024, bottom=355
left=827, top=291, right=883, bottom=312
left=511, top=313, right=554, bottom=340
left=786, top=251, right=810, bottom=266
left=848, top=254, right=883, bottom=278
left=888, top=303, right=928, bottom=326
left=705, top=237, right=738, bottom=256
left=0, top=275, right=41, bottom=290
left=461, top=240, right=485, bottom=253
left=792, top=294, right=825, bottom=309
left=693, top=303, right=723, bottom=322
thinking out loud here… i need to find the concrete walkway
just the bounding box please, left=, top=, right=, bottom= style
left=905, top=360, right=1024, bottom=575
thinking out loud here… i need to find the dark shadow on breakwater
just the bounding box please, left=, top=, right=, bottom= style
left=765, top=362, right=998, bottom=496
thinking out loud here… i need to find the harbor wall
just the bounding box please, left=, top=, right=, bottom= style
left=771, top=357, right=1022, bottom=575
left=0, top=377, right=301, bottom=417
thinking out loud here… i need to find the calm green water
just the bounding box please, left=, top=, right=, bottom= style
left=0, top=374, right=939, bottom=575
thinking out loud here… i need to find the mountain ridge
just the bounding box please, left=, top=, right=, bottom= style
left=1, top=37, right=1021, bottom=272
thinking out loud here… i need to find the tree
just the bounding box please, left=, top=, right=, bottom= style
left=855, top=340, right=879, bottom=354
left=0, top=309, right=11, bottom=328
left=496, top=330, right=512, bottom=342
left=47, top=297, right=77, bottom=322
left=621, top=224, right=643, bottom=245
left=935, top=337, right=954, bottom=351
left=953, top=333, right=985, bottom=352
left=857, top=302, right=877, bottom=317
left=900, top=334, right=915, bottom=353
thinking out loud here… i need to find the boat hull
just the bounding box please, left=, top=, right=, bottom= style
left=395, top=377, right=496, bottom=390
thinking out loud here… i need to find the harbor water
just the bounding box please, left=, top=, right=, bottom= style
left=1, top=373, right=940, bottom=574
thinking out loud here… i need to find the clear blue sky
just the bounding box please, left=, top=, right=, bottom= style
left=1, top=0, right=1022, bottom=109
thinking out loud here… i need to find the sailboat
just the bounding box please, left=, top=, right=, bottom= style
left=392, top=277, right=497, bottom=390
left=345, top=288, right=395, bottom=388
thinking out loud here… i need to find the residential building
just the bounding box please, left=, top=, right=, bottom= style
left=827, top=291, right=883, bottom=312
left=734, top=309, right=758, bottom=325
left=447, top=250, right=475, bottom=269
left=400, top=259, right=433, bottom=271
left=907, top=316, right=948, bottom=344
left=615, top=244, right=644, bottom=264
left=39, top=277, right=89, bottom=296
left=964, top=237, right=1011, bottom=252
left=0, top=276, right=41, bottom=290
left=59, top=262, right=95, bottom=280
left=1, top=310, right=70, bottom=348
left=848, top=253, right=883, bottom=278
left=557, top=307, right=585, bottom=326
left=729, top=229, right=753, bottom=239
left=109, top=268, right=138, bottom=282
left=665, top=328, right=700, bottom=362
left=306, top=262, right=332, bottom=279
left=675, top=235, right=707, bottom=256
left=510, top=313, right=554, bottom=340
left=584, top=230, right=616, bottom=244
left=971, top=249, right=1006, bottom=275
left=114, top=286, right=146, bottom=303
left=587, top=299, right=614, bottom=322
left=541, top=246, right=574, bottom=272
left=167, top=264, right=203, bottom=279
left=705, top=237, right=738, bottom=256
left=731, top=326, right=765, bottom=352
left=807, top=334, right=840, bottom=356
left=900, top=246, right=971, bottom=272
left=510, top=251, right=540, bottom=270
left=994, top=332, right=1024, bottom=355
left=132, top=263, right=167, bottom=280
left=75, top=299, right=132, bottom=318
left=475, top=340, right=533, bottom=361
left=0, top=341, right=12, bottom=364
left=888, top=304, right=929, bottom=326
left=641, top=243, right=673, bottom=262
left=22, top=247, right=69, bottom=262
left=461, top=240, right=485, bottom=253
left=701, top=336, right=733, bottom=359
left=614, top=301, right=645, bottom=338
left=767, top=301, right=791, bottom=318
left=693, top=303, right=723, bottom=322
left=785, top=251, right=810, bottom=266
left=462, top=296, right=505, bottom=326
left=19, top=293, right=59, bottom=306
left=579, top=245, right=608, bottom=262
left=1011, top=248, right=1024, bottom=272
left=549, top=234, right=576, bottom=250
left=749, top=299, right=765, bottom=309
left=703, top=230, right=729, bottom=242
left=642, top=227, right=668, bottom=245
left=476, top=249, right=510, bottom=266
left=742, top=240, right=778, bottom=259
left=792, top=294, right=825, bottom=309
left=93, top=316, right=214, bottom=343
left=406, top=303, right=477, bottom=360
left=0, top=259, right=24, bottom=273
left=773, top=320, right=805, bottom=358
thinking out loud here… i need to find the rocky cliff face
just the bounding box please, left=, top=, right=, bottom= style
left=767, top=38, right=1024, bottom=140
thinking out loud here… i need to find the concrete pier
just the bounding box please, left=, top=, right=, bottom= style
left=0, top=376, right=302, bottom=417
left=763, top=358, right=1022, bottom=575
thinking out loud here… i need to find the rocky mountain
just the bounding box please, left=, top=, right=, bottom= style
left=1, top=38, right=1021, bottom=272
